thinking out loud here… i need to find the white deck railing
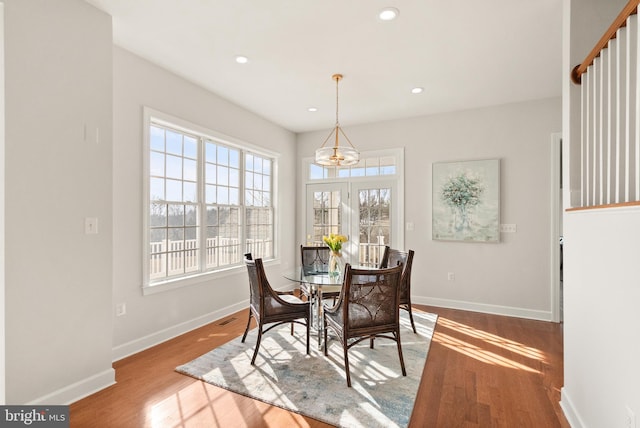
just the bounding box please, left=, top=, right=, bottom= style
left=149, top=237, right=271, bottom=279
left=306, top=239, right=387, bottom=268
left=151, top=239, right=386, bottom=278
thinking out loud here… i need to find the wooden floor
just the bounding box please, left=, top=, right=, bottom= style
left=70, top=305, right=569, bottom=427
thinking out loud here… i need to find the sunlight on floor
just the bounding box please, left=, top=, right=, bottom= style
left=149, top=381, right=215, bottom=428
left=433, top=317, right=545, bottom=373
left=437, top=317, right=546, bottom=360
left=197, top=332, right=229, bottom=342
left=149, top=380, right=313, bottom=428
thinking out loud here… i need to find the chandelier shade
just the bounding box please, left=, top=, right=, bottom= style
left=314, top=74, right=359, bottom=167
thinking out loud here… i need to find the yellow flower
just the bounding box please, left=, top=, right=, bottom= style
left=322, top=233, right=348, bottom=252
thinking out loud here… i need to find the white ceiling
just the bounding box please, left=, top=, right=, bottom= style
left=84, top=0, right=563, bottom=133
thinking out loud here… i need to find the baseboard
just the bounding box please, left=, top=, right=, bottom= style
left=112, top=300, right=248, bottom=362
left=413, top=296, right=553, bottom=322
left=112, top=293, right=552, bottom=364
left=27, top=368, right=116, bottom=405
left=560, top=387, right=584, bottom=428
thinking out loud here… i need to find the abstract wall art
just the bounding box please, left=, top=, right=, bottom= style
left=432, top=159, right=500, bottom=242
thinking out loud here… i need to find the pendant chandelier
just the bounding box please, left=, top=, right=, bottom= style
left=314, top=74, right=360, bottom=167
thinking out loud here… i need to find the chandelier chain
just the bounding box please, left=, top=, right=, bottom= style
left=335, top=74, right=340, bottom=126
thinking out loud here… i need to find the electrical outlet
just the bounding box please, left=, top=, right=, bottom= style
left=116, top=303, right=126, bottom=317
left=447, top=272, right=455, bottom=281
left=500, top=224, right=517, bottom=233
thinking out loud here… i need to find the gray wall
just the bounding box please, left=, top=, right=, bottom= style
left=2, top=0, right=298, bottom=403
left=111, top=47, right=298, bottom=359
left=296, top=97, right=562, bottom=319
left=4, top=0, right=114, bottom=403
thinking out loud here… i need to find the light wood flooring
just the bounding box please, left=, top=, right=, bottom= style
left=70, top=305, right=569, bottom=427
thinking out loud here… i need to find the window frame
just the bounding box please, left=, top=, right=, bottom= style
left=302, top=148, right=405, bottom=261
left=307, top=149, right=401, bottom=181
left=142, top=107, right=278, bottom=295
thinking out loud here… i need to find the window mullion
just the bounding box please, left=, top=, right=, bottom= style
left=198, top=136, right=206, bottom=273
left=240, top=150, right=246, bottom=258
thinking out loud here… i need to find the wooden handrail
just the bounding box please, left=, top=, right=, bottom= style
left=566, top=200, right=640, bottom=212
left=571, top=0, right=640, bottom=85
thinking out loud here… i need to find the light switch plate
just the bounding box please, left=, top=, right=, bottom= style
left=85, top=217, right=98, bottom=234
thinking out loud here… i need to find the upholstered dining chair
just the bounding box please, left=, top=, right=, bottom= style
left=380, top=246, right=417, bottom=334
left=323, top=263, right=406, bottom=387
left=299, top=245, right=340, bottom=302
left=242, top=253, right=310, bottom=365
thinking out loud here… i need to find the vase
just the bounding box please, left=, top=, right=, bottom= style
left=328, top=251, right=343, bottom=277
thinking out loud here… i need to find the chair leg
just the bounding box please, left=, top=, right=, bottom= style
left=405, top=302, right=417, bottom=334
left=395, top=330, right=407, bottom=377
left=343, top=344, right=352, bottom=387
left=323, top=320, right=329, bottom=356
left=241, top=312, right=253, bottom=343
left=306, top=318, right=310, bottom=355
left=250, top=326, right=263, bottom=365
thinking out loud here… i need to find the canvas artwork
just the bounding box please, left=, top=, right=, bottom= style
left=432, top=159, right=500, bottom=242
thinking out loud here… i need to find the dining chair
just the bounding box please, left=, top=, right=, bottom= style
left=242, top=253, right=310, bottom=365
left=380, top=246, right=417, bottom=334
left=323, top=263, right=406, bottom=387
left=299, top=245, right=340, bottom=302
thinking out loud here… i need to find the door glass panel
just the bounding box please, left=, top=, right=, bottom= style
left=311, top=190, right=341, bottom=245
left=358, top=187, right=391, bottom=267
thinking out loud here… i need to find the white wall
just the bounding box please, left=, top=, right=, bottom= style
left=296, top=98, right=562, bottom=320
left=111, top=47, right=298, bottom=359
left=561, top=207, right=640, bottom=427
left=4, top=0, right=114, bottom=403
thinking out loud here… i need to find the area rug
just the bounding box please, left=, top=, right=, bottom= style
left=176, top=310, right=437, bottom=428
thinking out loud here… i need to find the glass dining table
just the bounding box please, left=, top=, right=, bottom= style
left=283, top=267, right=343, bottom=349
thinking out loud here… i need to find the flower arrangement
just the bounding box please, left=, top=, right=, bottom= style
left=323, top=233, right=348, bottom=253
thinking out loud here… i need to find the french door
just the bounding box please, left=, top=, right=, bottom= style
left=305, top=179, right=400, bottom=267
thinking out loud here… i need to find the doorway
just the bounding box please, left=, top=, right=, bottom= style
left=305, top=179, right=400, bottom=267
left=551, top=133, right=563, bottom=322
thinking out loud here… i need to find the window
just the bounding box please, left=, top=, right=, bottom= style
left=145, top=109, right=275, bottom=289
left=245, top=153, right=274, bottom=258
left=309, top=155, right=397, bottom=180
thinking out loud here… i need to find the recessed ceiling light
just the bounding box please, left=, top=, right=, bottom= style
left=411, top=87, right=424, bottom=94
left=235, top=55, right=249, bottom=64
left=378, top=7, right=399, bottom=21
left=308, top=107, right=318, bottom=112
